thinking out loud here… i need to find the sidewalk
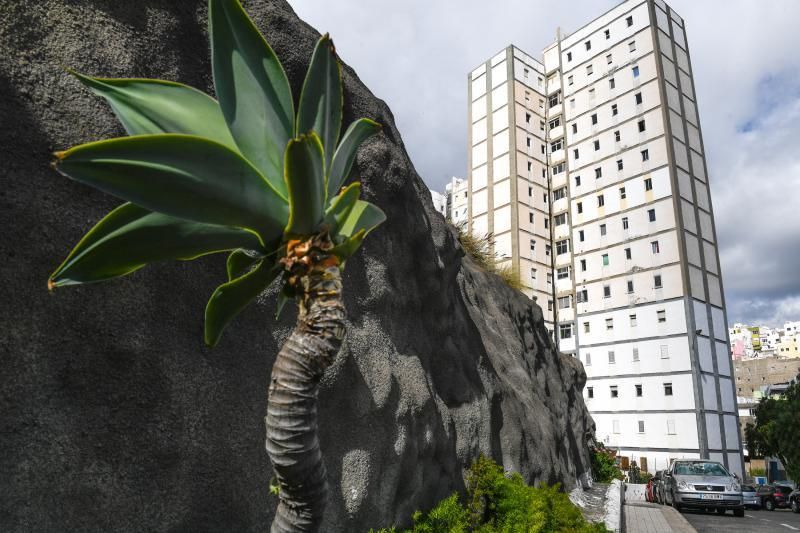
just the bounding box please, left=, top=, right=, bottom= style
left=623, top=484, right=696, bottom=533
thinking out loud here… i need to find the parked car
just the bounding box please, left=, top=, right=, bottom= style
left=790, top=488, right=800, bottom=513
left=758, top=484, right=794, bottom=511
left=740, top=484, right=760, bottom=509
left=646, top=477, right=655, bottom=502
left=662, top=459, right=744, bottom=516
left=652, top=470, right=665, bottom=504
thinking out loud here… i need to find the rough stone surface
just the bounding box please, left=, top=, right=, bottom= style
left=0, top=1, right=595, bottom=531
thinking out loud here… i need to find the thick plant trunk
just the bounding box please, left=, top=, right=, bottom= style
left=265, top=256, right=345, bottom=533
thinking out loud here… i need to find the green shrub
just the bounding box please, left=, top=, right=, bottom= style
left=749, top=467, right=766, bottom=477
left=373, top=455, right=608, bottom=532
left=590, top=443, right=624, bottom=483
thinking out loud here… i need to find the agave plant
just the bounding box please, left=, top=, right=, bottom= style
left=48, top=1, right=385, bottom=531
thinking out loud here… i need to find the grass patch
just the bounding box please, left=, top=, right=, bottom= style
left=454, top=223, right=523, bottom=292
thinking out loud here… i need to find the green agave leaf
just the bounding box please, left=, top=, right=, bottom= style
left=70, top=71, right=237, bottom=150
left=327, top=118, right=380, bottom=199
left=209, top=0, right=293, bottom=196
left=54, top=134, right=288, bottom=241
left=333, top=200, right=386, bottom=260
left=284, top=132, right=325, bottom=236
left=204, top=259, right=282, bottom=346
left=226, top=248, right=263, bottom=281
left=296, top=34, right=342, bottom=179
left=324, top=181, right=360, bottom=232
left=49, top=203, right=265, bottom=288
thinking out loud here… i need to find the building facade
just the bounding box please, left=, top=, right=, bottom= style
left=466, top=0, right=743, bottom=474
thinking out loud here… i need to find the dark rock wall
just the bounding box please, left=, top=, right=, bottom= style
left=0, top=1, right=595, bottom=531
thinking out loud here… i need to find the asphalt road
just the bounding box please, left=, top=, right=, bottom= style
left=683, top=508, right=800, bottom=532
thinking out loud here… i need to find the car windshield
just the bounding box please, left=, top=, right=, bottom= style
left=673, top=461, right=729, bottom=476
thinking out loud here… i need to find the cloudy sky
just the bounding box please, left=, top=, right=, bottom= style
left=290, top=0, right=800, bottom=327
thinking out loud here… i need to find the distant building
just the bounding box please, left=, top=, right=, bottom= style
left=733, top=357, right=800, bottom=398
left=430, top=177, right=469, bottom=225
left=729, top=321, right=800, bottom=359
left=430, top=190, right=447, bottom=217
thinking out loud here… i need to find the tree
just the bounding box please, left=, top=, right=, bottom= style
left=745, top=378, right=800, bottom=482
left=47, top=1, right=385, bottom=531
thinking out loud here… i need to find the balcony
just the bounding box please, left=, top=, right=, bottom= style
left=548, top=125, right=564, bottom=141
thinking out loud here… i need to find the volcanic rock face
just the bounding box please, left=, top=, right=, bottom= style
left=0, top=1, right=595, bottom=531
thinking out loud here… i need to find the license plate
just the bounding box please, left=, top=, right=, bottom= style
left=700, top=494, right=723, bottom=500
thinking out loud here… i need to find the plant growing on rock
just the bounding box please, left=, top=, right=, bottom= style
left=48, top=1, right=384, bottom=531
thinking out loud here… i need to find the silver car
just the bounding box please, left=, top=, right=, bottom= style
left=663, top=459, right=745, bottom=517
left=741, top=484, right=760, bottom=509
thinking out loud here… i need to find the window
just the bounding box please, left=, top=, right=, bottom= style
left=557, top=266, right=570, bottom=280
left=620, top=187, right=626, bottom=199
left=585, top=352, right=592, bottom=365
left=567, top=51, right=573, bottom=62
left=558, top=296, right=570, bottom=309
left=660, top=345, right=669, bottom=360
left=553, top=187, right=567, bottom=200
left=531, top=268, right=536, bottom=280
left=525, top=112, right=531, bottom=124
left=610, top=385, right=618, bottom=398
left=591, top=113, right=598, bottom=125
left=595, top=167, right=602, bottom=179
left=585, top=40, right=591, bottom=51
left=614, top=130, right=621, bottom=142
left=667, top=419, right=676, bottom=435
left=583, top=321, right=590, bottom=333
left=608, top=351, right=616, bottom=364
left=597, top=194, right=605, bottom=207
left=638, top=119, right=646, bottom=132
left=529, top=212, right=534, bottom=223
left=578, top=289, right=588, bottom=302
left=625, top=247, right=632, bottom=259
left=559, top=323, right=573, bottom=339
left=586, top=64, right=593, bottom=76
left=638, top=420, right=645, bottom=433
left=612, top=104, right=618, bottom=116
left=523, top=68, right=529, bottom=77
left=633, top=347, right=640, bottom=361
left=635, top=92, right=643, bottom=105
left=544, top=218, right=548, bottom=229
left=577, top=202, right=583, bottom=214
left=574, top=175, right=581, bottom=186
left=663, top=382, right=673, bottom=396
left=525, top=91, right=530, bottom=102
left=539, top=98, right=544, bottom=109
left=589, top=88, right=595, bottom=99
left=594, top=140, right=600, bottom=151
left=648, top=208, right=656, bottom=222
left=542, top=169, right=547, bottom=178
left=556, top=239, right=569, bottom=255
left=545, top=244, right=551, bottom=256
left=644, top=177, right=653, bottom=191
left=552, top=162, right=565, bottom=174
left=651, top=240, right=660, bottom=254
left=617, top=159, right=623, bottom=171
left=606, top=318, right=614, bottom=330
left=543, top=192, right=548, bottom=203
left=578, top=229, right=585, bottom=241
left=540, top=120, right=545, bottom=131
left=657, top=309, right=666, bottom=323
left=549, top=94, right=560, bottom=108
left=587, top=387, right=594, bottom=399
left=549, top=117, right=561, bottom=129
left=609, top=77, right=615, bottom=89
left=526, top=137, right=531, bottom=148
left=630, top=314, right=637, bottom=327
left=654, top=274, right=663, bottom=288
left=627, top=280, right=634, bottom=293
left=629, top=40, right=637, bottom=52
left=612, top=419, right=620, bottom=434
left=555, top=213, right=567, bottom=226
left=603, top=285, right=611, bottom=297
left=607, top=54, right=613, bottom=65
left=635, top=383, right=642, bottom=397
left=605, top=29, right=611, bottom=40
left=632, top=65, right=640, bottom=78
left=573, top=148, right=580, bottom=159
left=570, top=98, right=576, bottom=109
left=538, top=77, right=543, bottom=88
left=600, top=224, right=607, bottom=236
left=580, top=259, right=587, bottom=271
left=551, top=139, right=563, bottom=151
left=548, top=300, right=553, bottom=311
left=622, top=216, right=630, bottom=229
left=626, top=15, right=634, bottom=27
left=527, top=161, right=532, bottom=172
left=571, top=123, right=578, bottom=134
left=530, top=239, right=536, bottom=252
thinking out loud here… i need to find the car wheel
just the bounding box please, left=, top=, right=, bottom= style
left=716, top=508, right=726, bottom=515
left=792, top=499, right=800, bottom=514
left=765, top=498, right=775, bottom=511
left=734, top=508, right=745, bottom=517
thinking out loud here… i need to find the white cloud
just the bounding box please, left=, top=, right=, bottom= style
left=288, top=0, right=800, bottom=325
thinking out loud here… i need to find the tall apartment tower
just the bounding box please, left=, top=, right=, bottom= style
left=466, top=0, right=743, bottom=475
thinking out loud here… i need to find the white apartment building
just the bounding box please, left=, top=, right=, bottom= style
left=446, top=177, right=469, bottom=225
left=466, top=0, right=742, bottom=475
